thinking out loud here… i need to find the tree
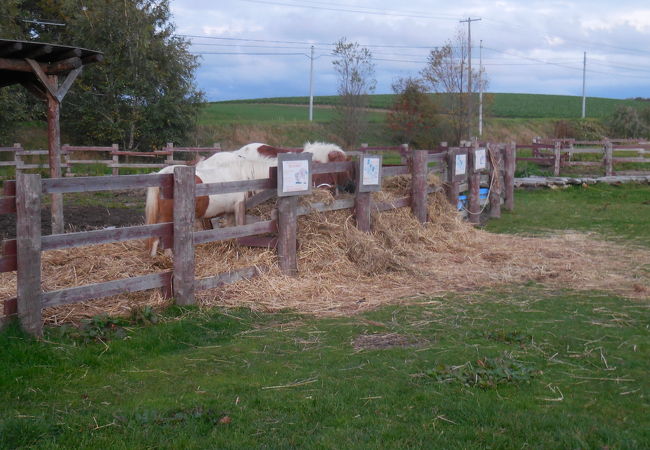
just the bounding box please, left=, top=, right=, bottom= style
left=0, top=0, right=203, bottom=149
left=386, top=77, right=438, bottom=148
left=609, top=106, right=648, bottom=138
left=331, top=38, right=376, bottom=148
left=420, top=29, right=485, bottom=145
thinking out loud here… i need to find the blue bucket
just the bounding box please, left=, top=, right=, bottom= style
left=480, top=188, right=489, bottom=200
left=457, top=195, right=467, bottom=210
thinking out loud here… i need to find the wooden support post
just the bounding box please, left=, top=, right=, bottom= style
left=16, top=173, right=43, bottom=336
left=277, top=196, right=298, bottom=275
left=604, top=141, right=613, bottom=176
left=553, top=141, right=561, bottom=176
left=112, top=144, right=119, bottom=176
left=46, top=77, right=64, bottom=235
left=411, top=149, right=428, bottom=223
left=503, top=142, right=516, bottom=211
left=172, top=165, right=196, bottom=305
left=444, top=148, right=460, bottom=208
left=488, top=144, right=502, bottom=218
left=467, top=146, right=481, bottom=224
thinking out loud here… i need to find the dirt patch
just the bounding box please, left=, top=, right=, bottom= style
left=0, top=190, right=144, bottom=239
left=353, top=333, right=424, bottom=351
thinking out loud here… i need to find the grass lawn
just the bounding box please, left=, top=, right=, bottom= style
left=2, top=183, right=650, bottom=448
left=486, top=183, right=650, bottom=247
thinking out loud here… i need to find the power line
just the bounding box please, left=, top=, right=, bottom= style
left=235, top=0, right=461, bottom=21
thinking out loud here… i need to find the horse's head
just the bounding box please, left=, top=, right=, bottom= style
left=312, top=149, right=356, bottom=194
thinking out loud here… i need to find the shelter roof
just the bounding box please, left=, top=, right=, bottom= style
left=0, top=39, right=103, bottom=88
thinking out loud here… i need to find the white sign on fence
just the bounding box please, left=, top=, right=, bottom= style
left=475, top=148, right=487, bottom=171
left=455, top=154, right=467, bottom=176
left=362, top=156, right=381, bottom=185
left=277, top=153, right=312, bottom=196
left=357, top=155, right=383, bottom=192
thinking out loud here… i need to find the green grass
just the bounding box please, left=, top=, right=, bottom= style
left=221, top=93, right=650, bottom=119
left=1, top=287, right=649, bottom=448
left=198, top=102, right=387, bottom=125
left=486, top=183, right=650, bottom=246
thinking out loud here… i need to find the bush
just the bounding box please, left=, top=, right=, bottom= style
left=608, top=106, right=648, bottom=138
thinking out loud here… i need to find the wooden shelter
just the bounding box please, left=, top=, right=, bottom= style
left=0, top=39, right=103, bottom=234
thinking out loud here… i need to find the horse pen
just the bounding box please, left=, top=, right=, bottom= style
left=1, top=142, right=647, bottom=339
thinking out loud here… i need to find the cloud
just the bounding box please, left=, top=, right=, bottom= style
left=172, top=0, right=650, bottom=100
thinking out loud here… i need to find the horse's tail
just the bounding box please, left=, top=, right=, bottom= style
left=145, top=186, right=160, bottom=256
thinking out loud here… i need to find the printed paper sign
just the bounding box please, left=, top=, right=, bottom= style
left=455, top=154, right=467, bottom=176
left=362, top=157, right=381, bottom=186
left=282, top=160, right=310, bottom=193
left=475, top=148, right=487, bottom=171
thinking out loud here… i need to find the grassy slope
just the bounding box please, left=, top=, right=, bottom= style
left=221, top=93, right=649, bottom=119
left=2, top=184, right=650, bottom=448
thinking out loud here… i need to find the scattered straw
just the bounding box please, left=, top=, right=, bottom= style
left=1, top=176, right=648, bottom=324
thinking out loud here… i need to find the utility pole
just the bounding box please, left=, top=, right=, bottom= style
left=460, top=17, right=481, bottom=140
left=309, top=45, right=315, bottom=122
left=581, top=51, right=586, bottom=119
left=479, top=40, right=483, bottom=137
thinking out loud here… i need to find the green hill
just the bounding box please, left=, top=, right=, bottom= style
left=217, top=93, right=648, bottom=120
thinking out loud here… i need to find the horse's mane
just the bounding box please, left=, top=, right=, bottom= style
left=303, top=141, right=345, bottom=161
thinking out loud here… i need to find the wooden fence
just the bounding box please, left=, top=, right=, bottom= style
left=0, top=144, right=515, bottom=336
left=0, top=143, right=223, bottom=177
left=516, top=139, right=650, bottom=177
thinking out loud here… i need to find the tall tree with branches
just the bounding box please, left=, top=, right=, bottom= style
left=386, top=76, right=438, bottom=148
left=331, top=37, right=376, bottom=148
left=421, top=29, right=485, bottom=145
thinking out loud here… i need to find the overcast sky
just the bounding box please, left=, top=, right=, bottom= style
left=170, top=0, right=650, bottom=102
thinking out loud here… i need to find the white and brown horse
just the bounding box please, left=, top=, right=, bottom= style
left=145, top=158, right=275, bottom=256
left=203, top=141, right=355, bottom=193
left=145, top=142, right=354, bottom=255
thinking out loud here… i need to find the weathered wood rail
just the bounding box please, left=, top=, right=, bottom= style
left=516, top=139, right=650, bottom=177
left=0, top=143, right=223, bottom=177
left=0, top=145, right=515, bottom=336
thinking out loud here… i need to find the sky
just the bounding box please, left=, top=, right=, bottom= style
left=170, top=0, right=650, bottom=102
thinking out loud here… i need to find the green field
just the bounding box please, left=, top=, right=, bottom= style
left=2, top=183, right=650, bottom=448
left=220, top=93, right=649, bottom=119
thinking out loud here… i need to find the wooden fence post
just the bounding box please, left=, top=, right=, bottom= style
left=165, top=142, right=174, bottom=166
left=277, top=196, right=298, bottom=275
left=111, top=144, right=119, bottom=176
left=354, top=158, right=372, bottom=233
left=16, top=172, right=43, bottom=336
left=13, top=143, right=22, bottom=175
left=467, top=145, right=481, bottom=224
left=444, top=148, right=460, bottom=208
left=411, top=149, right=428, bottom=223
left=503, top=142, right=516, bottom=211
left=400, top=143, right=409, bottom=164
left=62, top=144, right=71, bottom=177
left=488, top=143, right=502, bottom=218
left=604, top=140, right=613, bottom=176
left=553, top=141, right=561, bottom=176
left=172, top=165, right=196, bottom=305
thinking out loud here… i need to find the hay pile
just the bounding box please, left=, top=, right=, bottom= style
left=1, top=176, right=648, bottom=324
